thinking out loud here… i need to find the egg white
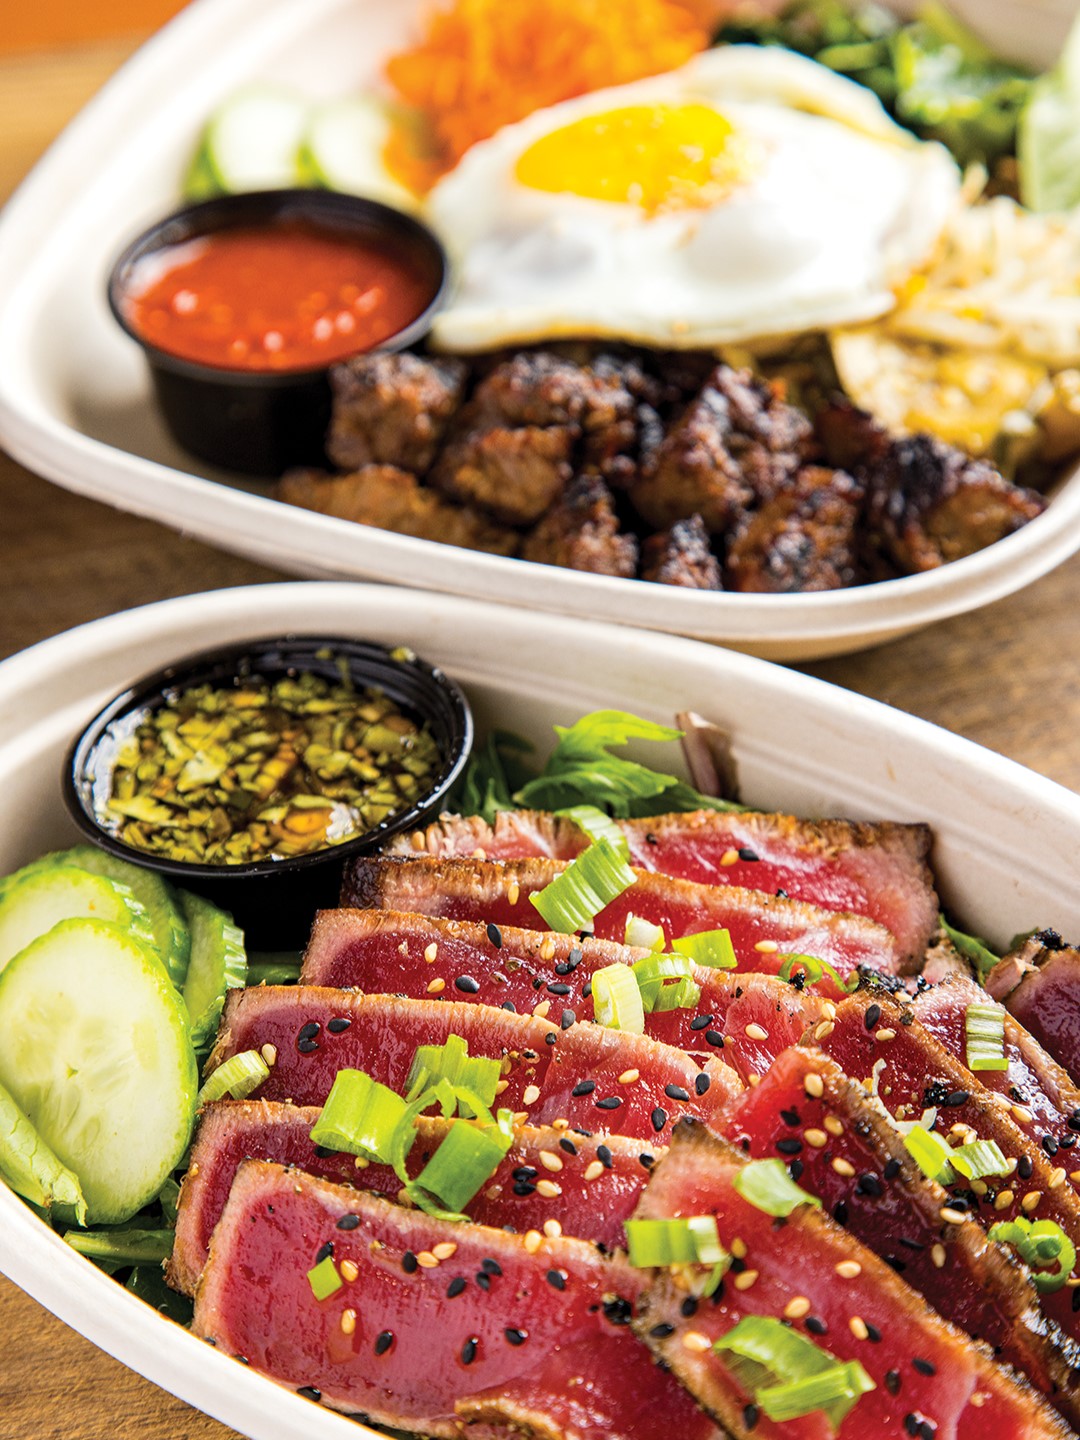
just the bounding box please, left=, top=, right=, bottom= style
left=424, top=46, right=961, bottom=352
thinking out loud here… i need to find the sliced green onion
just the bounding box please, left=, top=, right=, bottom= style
left=556, top=805, right=630, bottom=859
left=624, top=913, right=666, bottom=952
left=405, top=1034, right=500, bottom=1110
left=625, top=1215, right=728, bottom=1268
left=408, top=1117, right=516, bottom=1216
left=529, top=838, right=635, bottom=934
left=949, top=1139, right=1009, bottom=1181
left=989, top=1217, right=1077, bottom=1293
left=307, top=1254, right=343, bottom=1301
left=940, top=915, right=1000, bottom=978
left=632, top=954, right=701, bottom=1014
left=592, top=963, right=646, bottom=1033
left=197, top=1049, right=270, bottom=1107
left=309, top=1069, right=409, bottom=1163
left=777, top=953, right=859, bottom=994
left=732, top=1159, right=822, bottom=1217
left=65, top=1229, right=175, bottom=1266
left=903, top=1124, right=955, bottom=1185
left=714, top=1316, right=874, bottom=1429
left=965, top=1003, right=1009, bottom=1072
left=671, top=928, right=737, bottom=970
left=758, top=1362, right=877, bottom=1425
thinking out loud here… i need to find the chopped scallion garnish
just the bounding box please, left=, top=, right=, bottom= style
left=624, top=914, right=667, bottom=952
left=632, top=954, right=701, bottom=1013
left=758, top=1361, right=877, bottom=1425
left=714, top=1316, right=875, bottom=1429
left=556, top=804, right=630, bottom=859
left=405, top=1034, right=500, bottom=1111
left=965, top=1002, right=1009, bottom=1072
left=197, top=1048, right=270, bottom=1107
left=625, top=1215, right=729, bottom=1268
left=309, top=1068, right=409, bottom=1163
left=903, top=1124, right=954, bottom=1185
left=989, top=1216, right=1077, bottom=1293
left=777, top=953, right=859, bottom=994
left=949, top=1139, right=1009, bottom=1181
left=408, top=1114, right=515, bottom=1216
left=529, top=838, right=636, bottom=934
left=307, top=1254, right=343, bottom=1301
left=731, top=1159, right=822, bottom=1217
left=940, top=915, right=1000, bottom=978
left=671, top=928, right=737, bottom=970
left=592, top=963, right=646, bottom=1033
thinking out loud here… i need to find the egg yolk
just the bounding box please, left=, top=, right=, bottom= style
left=515, top=103, right=752, bottom=213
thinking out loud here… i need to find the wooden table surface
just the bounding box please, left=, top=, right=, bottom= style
left=2, top=32, right=1080, bottom=1440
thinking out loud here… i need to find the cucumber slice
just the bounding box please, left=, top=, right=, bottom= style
left=204, top=85, right=308, bottom=193
left=300, top=97, right=419, bottom=211
left=0, top=865, right=156, bottom=975
left=30, top=847, right=190, bottom=989
left=179, top=891, right=247, bottom=1049
left=0, top=919, right=197, bottom=1224
left=0, top=1077, right=87, bottom=1224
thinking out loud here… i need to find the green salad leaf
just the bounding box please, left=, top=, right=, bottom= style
left=1019, top=8, right=1080, bottom=210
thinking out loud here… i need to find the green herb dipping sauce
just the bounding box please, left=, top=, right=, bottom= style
left=97, top=670, right=439, bottom=865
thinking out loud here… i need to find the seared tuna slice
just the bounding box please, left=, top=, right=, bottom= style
left=194, top=1161, right=720, bottom=1440
left=171, top=1101, right=655, bottom=1293
left=913, top=975, right=1080, bottom=1191
left=987, top=936, right=1080, bottom=1088
left=633, top=1121, right=1072, bottom=1440
left=341, top=857, right=906, bottom=977
left=389, top=808, right=938, bottom=965
left=299, top=908, right=824, bottom=1073
left=717, top=1047, right=1077, bottom=1421
left=207, top=989, right=739, bottom=1145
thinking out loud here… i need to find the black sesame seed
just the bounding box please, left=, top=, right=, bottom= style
left=327, top=1017, right=351, bottom=1033
left=602, top=1297, right=633, bottom=1326
left=919, top=1423, right=936, bottom=1440
left=884, top=1159, right=901, bottom=1181
left=546, top=1269, right=566, bottom=1290
left=554, top=960, right=572, bottom=976
left=923, top=1081, right=950, bottom=1106
left=297, top=1387, right=322, bottom=1403
left=864, top=1004, right=881, bottom=1030
left=805, top=1316, right=827, bottom=1335
left=789, top=1159, right=804, bottom=1182
left=582, top=981, right=593, bottom=998
left=864, top=1322, right=882, bottom=1343
left=1018, top=1154, right=1034, bottom=1180
left=664, top=1083, right=691, bottom=1103
left=547, top=982, right=572, bottom=996
left=375, top=1331, right=394, bottom=1356
left=455, top=975, right=481, bottom=994
left=1072, top=1287, right=1080, bottom=1313
left=1060, top=1134, right=1076, bottom=1149
left=476, top=1274, right=491, bottom=1292
left=705, top=1030, right=725, bottom=1048
left=561, top=1008, right=576, bottom=1029
left=1043, top=1135, right=1060, bottom=1157
left=730, top=1257, right=746, bottom=1275
left=885, top=1256, right=907, bottom=1273
left=1068, top=1110, right=1080, bottom=1133
left=651, top=1107, right=668, bottom=1132
left=680, top=1296, right=699, bottom=1318
left=885, top=1369, right=901, bottom=1396
left=777, top=1138, right=803, bottom=1156
left=462, top=1337, right=478, bottom=1366
left=298, top=1022, right=321, bottom=1041
left=738, top=848, right=759, bottom=862
left=501, top=1001, right=517, bottom=1012
left=904, top=1414, right=920, bottom=1437
left=743, top=1403, right=759, bottom=1431
left=899, top=1237, right=924, bottom=1251
left=513, top=1167, right=538, bottom=1181
left=650, top=1322, right=676, bottom=1338
left=695, top=1073, right=711, bottom=1096
left=297, top=1037, right=319, bottom=1054
left=567, top=947, right=583, bottom=968
left=560, top=1137, right=578, bottom=1156
left=639, top=1153, right=655, bottom=1169
left=486, top=923, right=503, bottom=949
left=573, top=1126, right=594, bottom=1137
left=572, top=1080, right=596, bottom=1096
left=447, top=1277, right=467, bottom=1298
left=780, top=1108, right=801, bottom=1127
left=482, top=1258, right=502, bottom=1276
left=596, top=1096, right=623, bottom=1111
left=912, top=1357, right=936, bottom=1376
left=336, top=1214, right=360, bottom=1231
left=402, top=1251, right=418, bottom=1274
left=690, top=1014, right=715, bottom=1031
left=504, top=1327, right=527, bottom=1346
left=944, top=1090, right=970, bottom=1107
left=597, top=1144, right=614, bottom=1168
left=513, top=1181, right=537, bottom=1196
left=315, top=1241, right=334, bottom=1263
left=832, top=1201, right=848, bottom=1226
left=776, top=888, right=789, bottom=899
left=857, top=1173, right=883, bottom=1198
left=645, top=834, right=658, bottom=846
left=545, top=1032, right=558, bottom=1045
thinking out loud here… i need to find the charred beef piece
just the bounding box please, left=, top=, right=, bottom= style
left=390, top=807, right=939, bottom=966
left=430, top=406, right=575, bottom=525
left=274, top=465, right=517, bottom=555
left=867, top=432, right=1047, bottom=573
left=327, top=353, right=467, bottom=475
left=815, top=394, right=891, bottom=472
left=641, top=515, right=722, bottom=589
left=724, top=464, right=864, bottom=593
left=521, top=474, right=638, bottom=576
left=631, top=363, right=812, bottom=533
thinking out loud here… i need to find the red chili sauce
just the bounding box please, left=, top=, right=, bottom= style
left=124, top=219, right=434, bottom=371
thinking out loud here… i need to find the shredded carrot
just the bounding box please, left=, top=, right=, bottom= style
left=385, top=0, right=710, bottom=188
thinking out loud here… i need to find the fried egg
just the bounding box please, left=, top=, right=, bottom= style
left=425, top=46, right=961, bottom=351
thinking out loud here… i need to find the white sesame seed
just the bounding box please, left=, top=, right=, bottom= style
left=804, top=1074, right=825, bottom=1099
left=748, top=1074, right=761, bottom=1087
left=814, top=1021, right=835, bottom=1041
left=507, top=880, right=520, bottom=907
left=536, top=1179, right=562, bottom=1199
left=994, top=1189, right=1015, bottom=1211
left=524, top=1230, right=543, bottom=1254
left=849, top=1316, right=869, bottom=1341
left=532, top=1000, right=551, bottom=1020
left=733, top=1269, right=759, bottom=1291
left=340, top=1260, right=359, bottom=1282
left=416, top=1251, right=439, bottom=1269
left=432, top=1242, right=457, bottom=1260
left=683, top=1331, right=712, bottom=1353
left=544, top=1219, right=562, bottom=1238
left=731, top=1237, right=747, bottom=1260
left=495, top=1080, right=509, bottom=1094
left=471, top=847, right=487, bottom=860
left=805, top=1129, right=828, bottom=1149
left=876, top=1028, right=897, bottom=1042
left=931, top=1243, right=946, bottom=1268
left=539, top=1151, right=563, bottom=1173
left=823, top=1115, right=843, bottom=1137
left=341, top=1308, right=357, bottom=1336
left=410, top=830, right=427, bottom=852
left=1022, top=1190, right=1043, bottom=1213
left=618, top=1069, right=641, bottom=1085
left=424, top=943, right=438, bottom=963
left=940, top=1207, right=968, bottom=1225
left=745, top=1023, right=769, bottom=1042
left=754, top=940, right=779, bottom=954
left=720, top=849, right=739, bottom=867
left=784, top=1296, right=811, bottom=1319
left=427, top=977, right=446, bottom=994
left=1050, top=1168, right=1067, bottom=1190
left=353, top=1156, right=369, bottom=1170
left=832, top=1158, right=856, bottom=1178
left=523, top=1084, right=541, bottom=1106
left=260, top=1043, right=277, bottom=1066
left=835, top=1261, right=861, bottom=1279
left=1012, top=1105, right=1034, bottom=1124
left=540, top=937, right=556, bottom=961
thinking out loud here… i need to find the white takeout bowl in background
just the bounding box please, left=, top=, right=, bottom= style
left=1, top=581, right=1079, bottom=1439
left=1, top=0, right=1080, bottom=663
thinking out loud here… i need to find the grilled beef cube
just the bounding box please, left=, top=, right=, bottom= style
left=430, top=410, right=574, bottom=526
left=327, top=353, right=467, bottom=475
left=521, top=474, right=638, bottom=576
left=275, top=464, right=517, bottom=555
left=631, top=364, right=812, bottom=533
left=640, top=515, right=722, bottom=589
left=815, top=393, right=891, bottom=471
left=866, top=432, right=1048, bottom=573
left=725, top=464, right=864, bottom=593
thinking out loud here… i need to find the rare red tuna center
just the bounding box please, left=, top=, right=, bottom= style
left=122, top=219, right=434, bottom=371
